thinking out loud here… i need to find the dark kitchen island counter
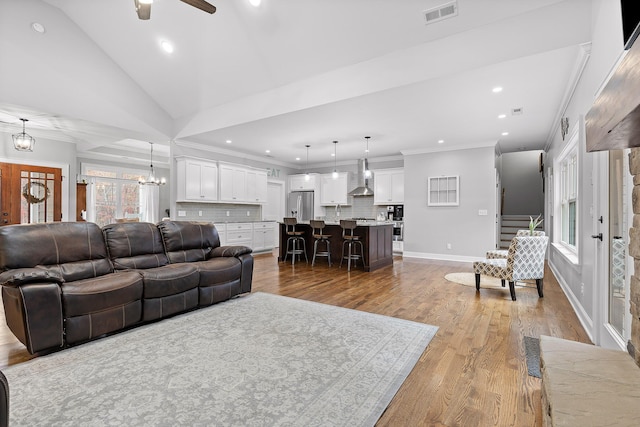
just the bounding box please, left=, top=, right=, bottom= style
left=278, top=221, right=393, bottom=272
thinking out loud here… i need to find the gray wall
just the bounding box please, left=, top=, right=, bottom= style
left=501, top=150, right=544, bottom=216
left=403, top=146, right=496, bottom=260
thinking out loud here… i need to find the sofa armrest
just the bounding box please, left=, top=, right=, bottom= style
left=0, top=268, right=64, bottom=287
left=209, top=245, right=253, bottom=258
left=2, top=283, right=64, bottom=354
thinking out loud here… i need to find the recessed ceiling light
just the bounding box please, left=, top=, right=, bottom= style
left=139, top=0, right=153, bottom=4
left=295, top=157, right=300, bottom=161
left=501, top=132, right=509, bottom=136
left=225, top=140, right=232, bottom=144
left=249, top=0, right=262, bottom=6
left=492, top=87, right=503, bottom=93
left=331, top=153, right=335, bottom=157
left=265, top=149, right=270, bottom=153
left=31, top=22, right=45, bottom=34
left=498, top=114, right=506, bottom=119
left=160, top=40, right=174, bottom=53
left=438, top=140, right=444, bottom=144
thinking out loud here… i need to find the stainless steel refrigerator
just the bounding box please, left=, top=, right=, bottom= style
left=287, top=191, right=314, bottom=222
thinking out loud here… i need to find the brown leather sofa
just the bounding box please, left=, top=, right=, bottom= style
left=0, top=220, right=253, bottom=355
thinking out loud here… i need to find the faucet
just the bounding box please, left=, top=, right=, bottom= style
left=334, top=204, right=341, bottom=221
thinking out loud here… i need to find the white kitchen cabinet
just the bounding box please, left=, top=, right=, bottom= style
left=176, top=157, right=218, bottom=202
left=289, top=174, right=316, bottom=191
left=374, top=169, right=404, bottom=205
left=245, top=169, right=268, bottom=203
left=219, top=164, right=247, bottom=203
left=225, top=222, right=253, bottom=247
left=320, top=172, right=349, bottom=206
left=252, top=222, right=276, bottom=251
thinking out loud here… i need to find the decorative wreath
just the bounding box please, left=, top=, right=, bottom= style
left=22, top=181, right=50, bottom=204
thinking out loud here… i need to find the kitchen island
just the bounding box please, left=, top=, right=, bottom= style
left=278, top=221, right=393, bottom=272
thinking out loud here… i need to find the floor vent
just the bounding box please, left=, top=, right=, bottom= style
left=423, top=2, right=458, bottom=25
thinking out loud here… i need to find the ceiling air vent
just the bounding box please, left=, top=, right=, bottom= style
left=512, top=107, right=524, bottom=116
left=423, top=1, right=458, bottom=25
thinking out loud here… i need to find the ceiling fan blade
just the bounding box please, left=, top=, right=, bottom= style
left=180, top=0, right=216, bottom=14
left=134, top=0, right=151, bottom=20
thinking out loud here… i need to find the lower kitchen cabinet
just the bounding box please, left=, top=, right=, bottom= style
left=252, top=222, right=276, bottom=252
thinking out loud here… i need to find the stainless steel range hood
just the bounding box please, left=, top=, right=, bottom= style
left=348, top=158, right=374, bottom=197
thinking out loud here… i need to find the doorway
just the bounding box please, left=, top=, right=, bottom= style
left=0, top=162, right=62, bottom=225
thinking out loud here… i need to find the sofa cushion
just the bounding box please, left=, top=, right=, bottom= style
left=210, top=245, right=252, bottom=258
left=103, top=222, right=169, bottom=269
left=139, top=264, right=199, bottom=299
left=61, top=271, right=143, bottom=317
left=0, top=222, right=113, bottom=281
left=157, top=221, right=220, bottom=263
left=196, top=257, right=242, bottom=286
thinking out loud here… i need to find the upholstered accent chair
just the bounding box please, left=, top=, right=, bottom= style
left=485, top=229, right=545, bottom=259
left=473, top=235, right=549, bottom=301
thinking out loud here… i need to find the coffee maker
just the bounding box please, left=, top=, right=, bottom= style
left=393, top=205, right=403, bottom=220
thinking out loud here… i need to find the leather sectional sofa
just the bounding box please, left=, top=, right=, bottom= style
left=0, top=220, right=253, bottom=354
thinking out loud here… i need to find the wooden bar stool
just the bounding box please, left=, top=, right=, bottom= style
left=340, top=219, right=364, bottom=272
left=310, top=220, right=331, bottom=266
left=283, top=217, right=308, bottom=265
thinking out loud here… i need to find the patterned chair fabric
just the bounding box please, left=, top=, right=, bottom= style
left=486, top=229, right=545, bottom=259
left=474, top=235, right=549, bottom=301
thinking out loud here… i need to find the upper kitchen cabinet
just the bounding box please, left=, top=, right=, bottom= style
left=176, top=157, right=218, bottom=203
left=289, top=174, right=317, bottom=191
left=219, top=163, right=247, bottom=203
left=246, top=169, right=268, bottom=203
left=320, top=172, right=349, bottom=206
left=374, top=169, right=404, bottom=205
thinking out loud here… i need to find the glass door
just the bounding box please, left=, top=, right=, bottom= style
left=608, top=150, right=628, bottom=339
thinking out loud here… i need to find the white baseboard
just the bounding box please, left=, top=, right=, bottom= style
left=403, top=251, right=483, bottom=263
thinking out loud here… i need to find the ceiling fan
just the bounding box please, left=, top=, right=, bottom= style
left=134, top=0, right=216, bottom=20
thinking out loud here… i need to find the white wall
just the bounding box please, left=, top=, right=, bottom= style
left=545, top=0, right=624, bottom=341
left=501, top=151, right=544, bottom=216
left=403, top=146, right=496, bottom=261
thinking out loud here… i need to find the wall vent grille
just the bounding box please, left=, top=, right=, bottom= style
left=423, top=2, right=458, bottom=25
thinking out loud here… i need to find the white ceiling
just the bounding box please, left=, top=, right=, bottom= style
left=0, top=0, right=596, bottom=167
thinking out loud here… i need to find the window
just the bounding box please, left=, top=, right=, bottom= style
left=556, top=132, right=578, bottom=252
left=82, top=164, right=147, bottom=227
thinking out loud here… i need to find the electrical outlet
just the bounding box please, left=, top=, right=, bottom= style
left=447, top=243, right=452, bottom=250
left=226, top=211, right=230, bottom=217
left=178, top=210, right=186, bottom=217
left=580, top=283, right=585, bottom=297
left=478, top=209, right=488, bottom=216
left=198, top=211, right=202, bottom=217
left=247, top=211, right=250, bottom=216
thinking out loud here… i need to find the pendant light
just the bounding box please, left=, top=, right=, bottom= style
left=364, top=136, right=372, bottom=178
left=304, top=144, right=311, bottom=181
left=332, top=141, right=339, bottom=179
left=139, top=142, right=166, bottom=186
left=12, top=118, right=35, bottom=152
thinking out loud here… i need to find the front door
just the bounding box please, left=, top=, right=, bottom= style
left=0, top=162, right=62, bottom=225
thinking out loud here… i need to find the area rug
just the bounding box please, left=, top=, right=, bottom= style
left=2, top=292, right=438, bottom=426
left=524, top=336, right=542, bottom=378
left=444, top=272, right=529, bottom=289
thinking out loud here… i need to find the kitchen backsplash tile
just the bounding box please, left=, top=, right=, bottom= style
left=175, top=203, right=262, bottom=223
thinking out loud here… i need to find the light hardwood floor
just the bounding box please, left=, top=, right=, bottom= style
left=0, top=253, right=590, bottom=426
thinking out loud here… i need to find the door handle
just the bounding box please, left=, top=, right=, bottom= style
left=591, top=233, right=603, bottom=241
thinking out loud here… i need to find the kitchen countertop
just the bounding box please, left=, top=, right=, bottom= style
left=284, top=220, right=394, bottom=227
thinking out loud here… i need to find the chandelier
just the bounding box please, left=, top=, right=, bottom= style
left=12, top=118, right=35, bottom=152
left=139, top=142, right=166, bottom=186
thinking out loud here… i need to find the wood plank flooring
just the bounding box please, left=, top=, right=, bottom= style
left=0, top=253, right=590, bottom=426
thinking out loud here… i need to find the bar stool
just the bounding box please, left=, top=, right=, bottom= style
left=340, top=219, right=364, bottom=272
left=310, top=220, right=331, bottom=266
left=283, top=217, right=308, bottom=265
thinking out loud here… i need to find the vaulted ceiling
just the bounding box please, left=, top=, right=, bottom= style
left=0, top=0, right=596, bottom=166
